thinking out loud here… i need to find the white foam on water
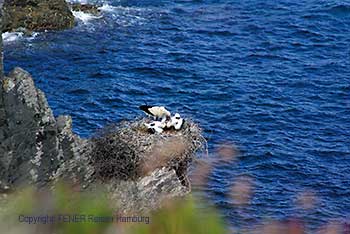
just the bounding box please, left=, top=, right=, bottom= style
left=2, top=31, right=40, bottom=43
left=99, top=4, right=145, bottom=13
left=98, top=4, right=150, bottom=27
left=99, top=4, right=117, bottom=12
left=28, top=32, right=39, bottom=41
left=2, top=32, right=24, bottom=43
left=72, top=10, right=103, bottom=24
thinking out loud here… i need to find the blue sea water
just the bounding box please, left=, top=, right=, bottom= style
left=3, top=0, right=350, bottom=229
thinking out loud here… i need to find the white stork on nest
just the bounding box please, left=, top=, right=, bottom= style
left=139, top=105, right=171, bottom=120
left=140, top=105, right=185, bottom=133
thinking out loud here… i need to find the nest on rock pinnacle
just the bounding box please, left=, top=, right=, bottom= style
left=90, top=118, right=206, bottom=186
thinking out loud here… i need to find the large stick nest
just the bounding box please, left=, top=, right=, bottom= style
left=90, top=118, right=206, bottom=186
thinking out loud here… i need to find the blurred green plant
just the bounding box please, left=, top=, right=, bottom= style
left=127, top=197, right=227, bottom=234
left=0, top=184, right=228, bottom=234
left=1, top=183, right=112, bottom=234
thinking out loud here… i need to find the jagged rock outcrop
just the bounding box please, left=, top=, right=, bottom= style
left=0, top=68, right=195, bottom=212
left=0, top=68, right=84, bottom=188
left=107, top=168, right=189, bottom=212
left=2, top=0, right=75, bottom=32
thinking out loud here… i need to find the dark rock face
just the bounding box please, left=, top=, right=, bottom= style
left=107, top=168, right=189, bottom=212
left=0, top=68, right=192, bottom=212
left=0, top=68, right=83, bottom=187
left=2, top=0, right=75, bottom=32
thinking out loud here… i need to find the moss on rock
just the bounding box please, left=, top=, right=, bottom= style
left=2, top=0, right=75, bottom=32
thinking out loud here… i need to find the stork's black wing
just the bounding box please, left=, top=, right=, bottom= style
left=139, top=105, right=154, bottom=116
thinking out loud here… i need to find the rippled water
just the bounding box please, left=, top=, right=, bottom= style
left=3, top=0, right=350, bottom=229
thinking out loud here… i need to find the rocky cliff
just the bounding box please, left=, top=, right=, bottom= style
left=0, top=68, right=82, bottom=187
left=0, top=67, right=195, bottom=212
left=2, top=0, right=74, bottom=32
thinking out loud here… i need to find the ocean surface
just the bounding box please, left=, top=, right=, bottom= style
left=3, top=0, right=350, bottom=229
